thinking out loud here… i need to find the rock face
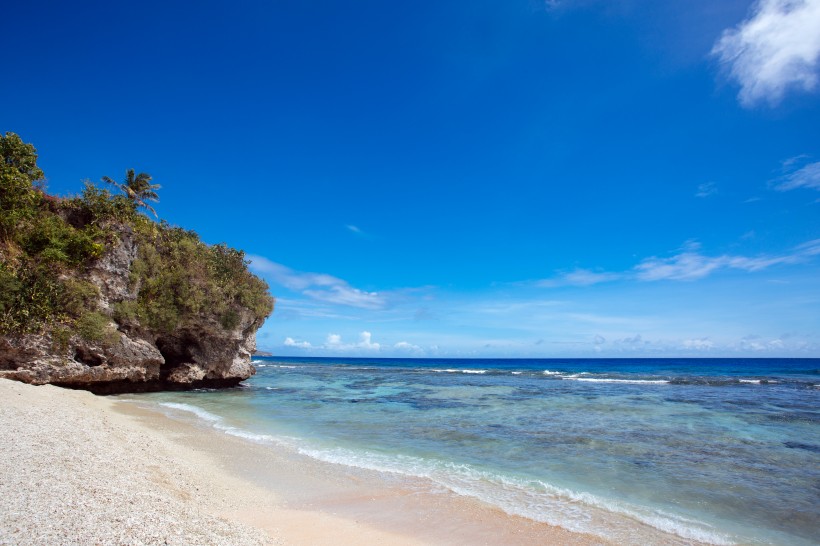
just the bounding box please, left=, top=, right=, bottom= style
left=0, top=229, right=265, bottom=394
left=86, top=224, right=140, bottom=311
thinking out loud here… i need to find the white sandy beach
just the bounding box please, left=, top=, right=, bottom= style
left=0, top=378, right=605, bottom=546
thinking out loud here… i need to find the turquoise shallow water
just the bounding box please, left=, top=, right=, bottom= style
left=128, top=358, right=819, bottom=545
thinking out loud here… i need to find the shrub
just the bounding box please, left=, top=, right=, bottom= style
left=51, top=326, right=72, bottom=354
left=76, top=312, right=112, bottom=343
left=18, top=209, right=105, bottom=266
left=0, top=264, right=22, bottom=316
left=59, top=279, right=100, bottom=318
left=221, top=310, right=240, bottom=330
left=111, top=300, right=140, bottom=327
left=0, top=264, right=63, bottom=334
left=74, top=182, right=137, bottom=224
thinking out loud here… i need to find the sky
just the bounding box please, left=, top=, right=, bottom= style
left=2, top=0, right=819, bottom=357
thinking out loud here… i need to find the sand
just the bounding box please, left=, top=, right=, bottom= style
left=0, top=379, right=606, bottom=545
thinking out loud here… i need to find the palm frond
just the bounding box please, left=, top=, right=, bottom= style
left=102, top=169, right=160, bottom=217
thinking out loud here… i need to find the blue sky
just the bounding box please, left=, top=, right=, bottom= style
left=3, top=0, right=819, bottom=357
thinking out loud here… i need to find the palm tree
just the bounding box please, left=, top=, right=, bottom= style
left=102, top=169, right=161, bottom=217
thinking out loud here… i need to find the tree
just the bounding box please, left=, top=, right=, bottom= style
left=0, top=132, right=46, bottom=239
left=102, top=169, right=161, bottom=217
left=1, top=132, right=45, bottom=184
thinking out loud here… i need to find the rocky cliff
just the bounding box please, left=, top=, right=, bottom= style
left=0, top=132, right=274, bottom=393
left=0, top=222, right=270, bottom=394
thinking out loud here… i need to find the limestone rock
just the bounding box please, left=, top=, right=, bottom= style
left=0, top=227, right=266, bottom=394
left=87, top=225, right=139, bottom=310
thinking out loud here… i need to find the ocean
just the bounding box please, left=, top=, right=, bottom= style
left=123, top=358, right=819, bottom=545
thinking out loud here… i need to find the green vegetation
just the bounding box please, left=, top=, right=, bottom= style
left=0, top=132, right=274, bottom=340
left=102, top=169, right=161, bottom=217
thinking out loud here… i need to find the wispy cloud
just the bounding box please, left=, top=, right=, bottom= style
left=536, top=268, right=621, bottom=287
left=696, top=182, right=718, bottom=198
left=271, top=297, right=358, bottom=321
left=712, top=0, right=820, bottom=107
left=635, top=240, right=820, bottom=281
left=469, top=300, right=565, bottom=316
left=533, top=239, right=820, bottom=286
left=567, top=313, right=649, bottom=327
left=248, top=256, right=386, bottom=310
left=775, top=159, right=820, bottom=191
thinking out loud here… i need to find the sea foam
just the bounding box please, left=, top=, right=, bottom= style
left=158, top=402, right=278, bottom=444
left=294, top=444, right=733, bottom=545
left=561, top=377, right=669, bottom=384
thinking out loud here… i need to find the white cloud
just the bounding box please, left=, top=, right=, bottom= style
left=284, top=337, right=312, bottom=349
left=634, top=239, right=820, bottom=281
left=248, top=255, right=386, bottom=310
left=696, top=182, right=718, bottom=197
left=736, top=335, right=788, bottom=352
left=775, top=160, right=820, bottom=190
left=682, top=337, right=715, bottom=350
left=794, top=239, right=820, bottom=256
left=357, top=331, right=380, bottom=350
left=283, top=331, right=382, bottom=352
left=533, top=239, right=820, bottom=286
left=393, top=341, right=424, bottom=355
left=636, top=252, right=730, bottom=281
left=302, top=286, right=385, bottom=309
left=712, top=0, right=820, bottom=106
left=326, top=332, right=380, bottom=351
left=536, top=268, right=621, bottom=287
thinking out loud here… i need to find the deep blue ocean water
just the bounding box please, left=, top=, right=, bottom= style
left=128, top=358, right=819, bottom=545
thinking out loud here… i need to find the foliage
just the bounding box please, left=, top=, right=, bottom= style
left=76, top=311, right=114, bottom=343
left=125, top=226, right=274, bottom=334
left=0, top=132, right=45, bottom=240
left=0, top=132, right=45, bottom=182
left=72, top=182, right=139, bottom=224
left=0, top=132, right=274, bottom=341
left=51, top=325, right=72, bottom=354
left=59, top=279, right=100, bottom=317
left=20, top=214, right=105, bottom=265
left=0, top=263, right=63, bottom=333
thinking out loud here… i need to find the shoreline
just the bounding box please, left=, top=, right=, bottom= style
left=0, top=379, right=609, bottom=545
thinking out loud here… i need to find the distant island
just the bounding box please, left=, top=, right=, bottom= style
left=0, top=132, right=274, bottom=393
